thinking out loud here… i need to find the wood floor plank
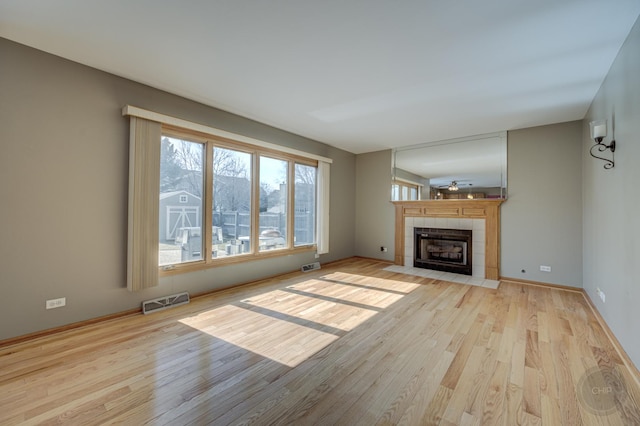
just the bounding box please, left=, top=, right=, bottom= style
left=540, top=393, right=563, bottom=426
left=1, top=258, right=639, bottom=425
left=523, top=366, right=542, bottom=417
left=423, top=385, right=454, bottom=425
left=374, top=335, right=450, bottom=425
left=441, top=344, right=496, bottom=424
left=440, top=313, right=486, bottom=390
left=396, top=342, right=455, bottom=425
left=481, top=360, right=510, bottom=426
left=551, top=335, right=585, bottom=425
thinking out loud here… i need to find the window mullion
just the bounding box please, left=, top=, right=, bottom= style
left=251, top=151, right=260, bottom=255
left=287, top=161, right=295, bottom=249
left=204, top=141, right=214, bottom=263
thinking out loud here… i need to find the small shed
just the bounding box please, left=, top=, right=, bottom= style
left=159, top=191, right=202, bottom=243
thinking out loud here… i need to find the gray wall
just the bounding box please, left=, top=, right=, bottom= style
left=501, top=122, right=583, bottom=287
left=0, top=38, right=355, bottom=340
left=355, top=150, right=395, bottom=261
left=583, top=17, right=640, bottom=367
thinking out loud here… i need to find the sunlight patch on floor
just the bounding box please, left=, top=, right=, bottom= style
left=180, top=305, right=339, bottom=367
left=321, top=271, right=423, bottom=294
left=243, top=289, right=379, bottom=332
left=178, top=272, right=421, bottom=367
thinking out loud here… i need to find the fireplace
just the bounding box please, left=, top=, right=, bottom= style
left=394, top=200, right=503, bottom=279
left=414, top=227, right=473, bottom=275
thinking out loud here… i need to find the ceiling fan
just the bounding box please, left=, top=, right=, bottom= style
left=435, top=180, right=472, bottom=191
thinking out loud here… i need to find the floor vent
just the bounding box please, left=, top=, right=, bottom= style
left=301, top=262, right=321, bottom=272
left=142, top=292, right=190, bottom=315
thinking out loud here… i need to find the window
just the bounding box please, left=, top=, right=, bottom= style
left=158, top=127, right=319, bottom=270
left=391, top=181, right=421, bottom=201
left=294, top=163, right=316, bottom=246
left=159, top=136, right=204, bottom=266
left=212, top=146, right=252, bottom=258
left=259, top=156, right=288, bottom=251
left=392, top=184, right=400, bottom=201
left=124, top=106, right=331, bottom=290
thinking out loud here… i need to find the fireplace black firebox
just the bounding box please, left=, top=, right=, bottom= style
left=414, top=227, right=473, bottom=275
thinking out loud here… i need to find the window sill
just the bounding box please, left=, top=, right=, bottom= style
left=159, top=245, right=317, bottom=277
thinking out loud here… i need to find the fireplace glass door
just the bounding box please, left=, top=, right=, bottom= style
left=414, top=228, right=472, bottom=275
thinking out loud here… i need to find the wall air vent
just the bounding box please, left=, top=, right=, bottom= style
left=142, top=292, right=190, bottom=315
left=301, top=262, right=321, bottom=272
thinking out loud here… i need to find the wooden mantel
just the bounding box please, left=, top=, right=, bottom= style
left=393, top=199, right=504, bottom=280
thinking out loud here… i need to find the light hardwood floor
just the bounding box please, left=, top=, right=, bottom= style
left=1, top=258, right=639, bottom=425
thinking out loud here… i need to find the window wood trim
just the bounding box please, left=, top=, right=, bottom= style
left=160, top=129, right=320, bottom=274
left=393, top=177, right=424, bottom=187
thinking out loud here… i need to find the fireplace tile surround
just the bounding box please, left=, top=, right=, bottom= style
left=384, top=264, right=500, bottom=289
left=393, top=200, right=503, bottom=280
left=407, top=218, right=485, bottom=278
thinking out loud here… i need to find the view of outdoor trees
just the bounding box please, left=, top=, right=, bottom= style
left=212, top=147, right=252, bottom=257
left=160, top=137, right=203, bottom=198
left=259, top=156, right=288, bottom=251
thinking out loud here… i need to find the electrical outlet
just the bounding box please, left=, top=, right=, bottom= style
left=314, top=252, right=320, bottom=259
left=46, top=297, right=66, bottom=309
left=596, top=288, right=605, bottom=303
left=539, top=265, right=551, bottom=272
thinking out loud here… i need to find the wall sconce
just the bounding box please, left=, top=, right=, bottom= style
left=589, top=119, right=615, bottom=169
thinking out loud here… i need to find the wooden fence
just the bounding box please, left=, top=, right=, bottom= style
left=213, top=211, right=314, bottom=245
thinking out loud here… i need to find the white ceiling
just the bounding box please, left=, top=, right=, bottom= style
left=1, top=1, right=639, bottom=154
